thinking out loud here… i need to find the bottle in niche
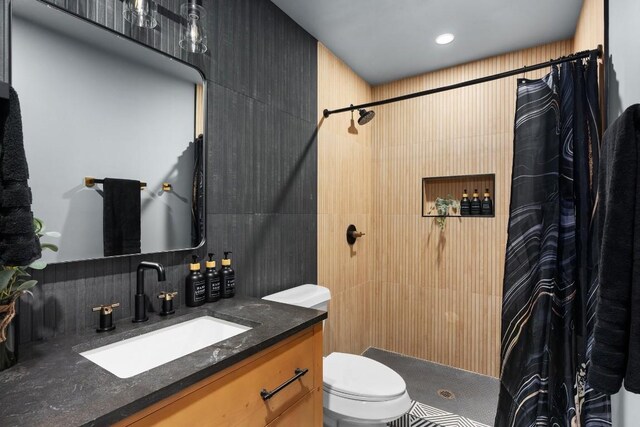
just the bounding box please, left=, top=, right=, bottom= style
left=470, top=189, right=481, bottom=215
left=460, top=189, right=471, bottom=216
left=481, top=188, right=493, bottom=216
left=185, top=255, right=206, bottom=307
left=205, top=253, right=221, bottom=303
left=220, top=251, right=235, bottom=298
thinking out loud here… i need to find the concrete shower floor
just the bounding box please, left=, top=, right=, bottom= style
left=363, top=347, right=499, bottom=426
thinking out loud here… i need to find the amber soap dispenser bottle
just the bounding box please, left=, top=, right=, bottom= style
left=470, top=189, right=481, bottom=215
left=185, top=255, right=206, bottom=307
left=205, top=253, right=221, bottom=303
left=481, top=188, right=493, bottom=215
left=220, top=251, right=236, bottom=298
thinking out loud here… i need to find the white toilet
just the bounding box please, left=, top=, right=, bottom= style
left=263, top=284, right=411, bottom=427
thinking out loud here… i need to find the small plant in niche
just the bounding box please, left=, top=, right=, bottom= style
left=429, top=195, right=460, bottom=231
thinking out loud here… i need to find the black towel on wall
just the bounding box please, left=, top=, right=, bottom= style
left=103, top=178, right=141, bottom=257
left=589, top=104, right=640, bottom=394
left=0, top=87, right=41, bottom=266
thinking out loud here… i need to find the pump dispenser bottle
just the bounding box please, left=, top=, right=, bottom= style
left=460, top=189, right=471, bottom=216
left=205, top=253, right=221, bottom=303
left=470, top=189, right=481, bottom=215
left=220, top=251, right=235, bottom=298
left=185, top=255, right=206, bottom=307
left=481, top=188, right=493, bottom=215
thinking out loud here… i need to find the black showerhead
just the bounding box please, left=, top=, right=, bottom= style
left=358, top=108, right=375, bottom=125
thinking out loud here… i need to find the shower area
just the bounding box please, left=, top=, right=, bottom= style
left=316, top=1, right=606, bottom=425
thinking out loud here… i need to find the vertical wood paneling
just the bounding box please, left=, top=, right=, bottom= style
left=573, top=0, right=606, bottom=125
left=317, top=43, right=373, bottom=356
left=574, top=0, right=605, bottom=52
left=317, top=39, right=594, bottom=377
left=315, top=1, right=604, bottom=378
left=370, top=40, right=574, bottom=377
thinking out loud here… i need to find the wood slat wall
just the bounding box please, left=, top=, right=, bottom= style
left=369, top=40, right=574, bottom=376
left=318, top=39, right=587, bottom=376
left=318, top=1, right=603, bottom=376
left=574, top=0, right=605, bottom=52
left=317, top=43, right=374, bottom=356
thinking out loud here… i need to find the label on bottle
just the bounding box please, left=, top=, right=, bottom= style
left=223, top=274, right=235, bottom=298
left=481, top=200, right=493, bottom=215
left=460, top=200, right=471, bottom=216
left=207, top=276, right=221, bottom=302
left=194, top=279, right=206, bottom=302
left=211, top=278, right=221, bottom=295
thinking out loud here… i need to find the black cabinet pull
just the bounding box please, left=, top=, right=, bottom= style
left=260, top=368, right=309, bottom=400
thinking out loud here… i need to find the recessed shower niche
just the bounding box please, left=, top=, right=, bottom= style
left=422, top=174, right=496, bottom=218
left=11, top=0, right=206, bottom=263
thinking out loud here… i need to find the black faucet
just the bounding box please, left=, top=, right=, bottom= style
left=134, top=261, right=166, bottom=322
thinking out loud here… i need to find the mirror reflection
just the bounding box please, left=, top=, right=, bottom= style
left=11, top=0, right=206, bottom=264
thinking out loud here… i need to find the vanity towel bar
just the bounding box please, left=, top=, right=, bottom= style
left=85, top=177, right=147, bottom=189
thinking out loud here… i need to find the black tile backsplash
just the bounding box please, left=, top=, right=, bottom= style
left=0, top=0, right=317, bottom=343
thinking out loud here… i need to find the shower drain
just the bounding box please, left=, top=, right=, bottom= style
left=437, top=389, right=456, bottom=400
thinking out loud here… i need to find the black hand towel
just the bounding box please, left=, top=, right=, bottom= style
left=589, top=104, right=640, bottom=394
left=0, top=87, right=41, bottom=266
left=103, top=178, right=141, bottom=257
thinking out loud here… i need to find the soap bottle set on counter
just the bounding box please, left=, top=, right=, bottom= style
left=460, top=189, right=493, bottom=216
left=185, top=252, right=235, bottom=307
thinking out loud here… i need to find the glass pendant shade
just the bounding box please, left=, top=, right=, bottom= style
left=123, top=0, right=158, bottom=29
left=179, top=3, right=208, bottom=54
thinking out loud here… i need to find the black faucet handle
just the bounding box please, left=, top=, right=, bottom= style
left=158, top=291, right=178, bottom=301
left=92, top=303, right=119, bottom=332
left=158, top=292, right=177, bottom=316
left=92, top=302, right=120, bottom=315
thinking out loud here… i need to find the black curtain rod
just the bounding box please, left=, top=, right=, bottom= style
left=323, top=46, right=602, bottom=118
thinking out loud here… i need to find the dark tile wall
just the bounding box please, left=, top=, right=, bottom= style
left=0, top=0, right=317, bottom=343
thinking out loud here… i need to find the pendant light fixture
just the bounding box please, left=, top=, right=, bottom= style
left=179, top=0, right=208, bottom=54
left=123, top=0, right=158, bottom=29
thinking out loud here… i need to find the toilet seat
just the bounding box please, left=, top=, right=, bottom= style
left=322, top=353, right=412, bottom=423
left=323, top=352, right=406, bottom=401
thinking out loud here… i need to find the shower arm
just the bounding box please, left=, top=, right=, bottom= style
left=322, top=45, right=603, bottom=119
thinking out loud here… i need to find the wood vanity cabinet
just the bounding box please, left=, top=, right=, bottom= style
left=115, top=323, right=323, bottom=427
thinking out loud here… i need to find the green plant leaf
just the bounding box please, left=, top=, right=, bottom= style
left=0, top=270, right=15, bottom=292
left=41, top=243, right=59, bottom=252
left=16, top=280, right=38, bottom=292
left=15, top=268, right=30, bottom=277
left=33, top=217, right=44, bottom=234
left=28, top=260, right=47, bottom=270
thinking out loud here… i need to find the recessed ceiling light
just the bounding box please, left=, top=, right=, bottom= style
left=435, top=33, right=455, bottom=45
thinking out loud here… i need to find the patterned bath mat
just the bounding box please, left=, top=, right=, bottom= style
left=389, top=401, right=491, bottom=427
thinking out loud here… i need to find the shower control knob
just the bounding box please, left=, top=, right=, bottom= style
left=346, top=224, right=365, bottom=245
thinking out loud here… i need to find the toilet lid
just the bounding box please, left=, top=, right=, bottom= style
left=323, top=353, right=407, bottom=401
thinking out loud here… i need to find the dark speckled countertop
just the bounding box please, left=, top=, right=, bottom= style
left=0, top=296, right=326, bottom=427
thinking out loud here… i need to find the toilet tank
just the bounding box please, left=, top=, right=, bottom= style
left=262, top=284, right=331, bottom=312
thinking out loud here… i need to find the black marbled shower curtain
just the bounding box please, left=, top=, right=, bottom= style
left=495, top=56, right=610, bottom=427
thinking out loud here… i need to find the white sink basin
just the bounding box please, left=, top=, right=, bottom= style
left=79, top=316, right=251, bottom=378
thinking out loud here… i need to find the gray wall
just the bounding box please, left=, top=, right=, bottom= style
left=607, top=1, right=640, bottom=425
left=0, top=0, right=317, bottom=343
